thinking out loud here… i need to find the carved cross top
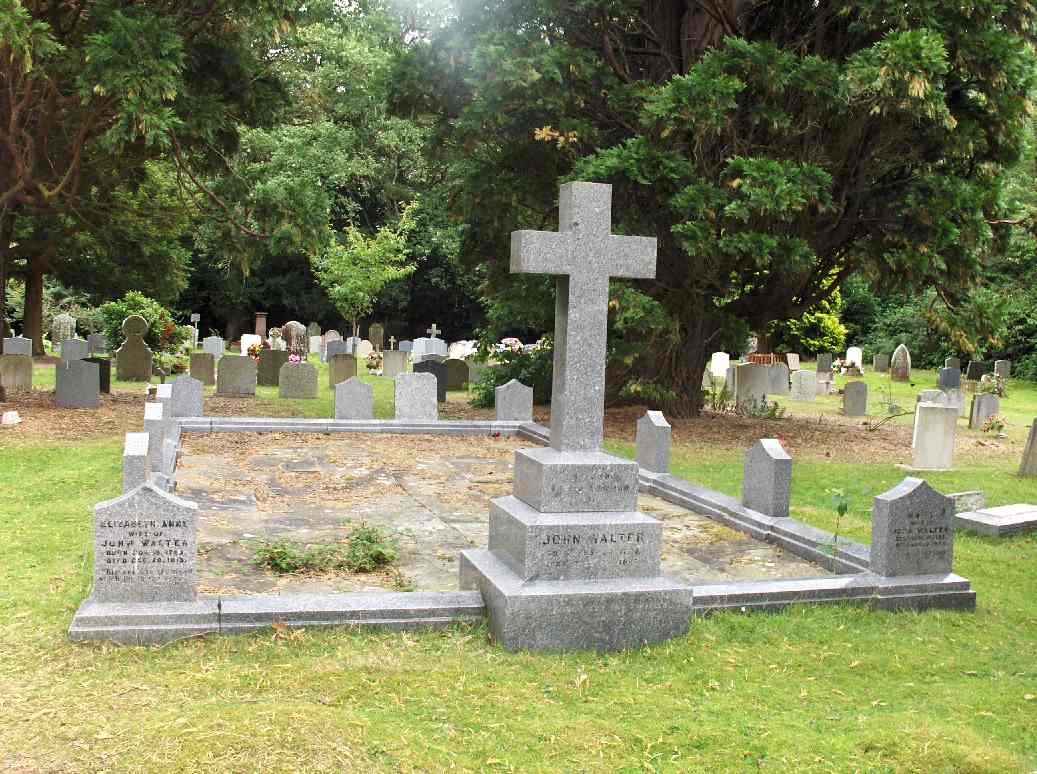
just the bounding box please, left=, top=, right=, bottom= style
left=511, top=182, right=656, bottom=452
left=388, top=336, right=397, bottom=350
left=427, top=324, right=441, bottom=339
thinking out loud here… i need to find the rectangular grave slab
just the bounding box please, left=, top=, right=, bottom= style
left=279, top=362, right=318, bottom=399
left=395, top=372, right=437, bottom=420
left=953, top=504, right=1037, bottom=537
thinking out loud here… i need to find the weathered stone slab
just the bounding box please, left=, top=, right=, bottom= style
left=845, top=346, right=863, bottom=370
left=444, top=358, right=469, bottom=390
left=1021, top=421, right=1037, bottom=477
left=513, top=446, right=639, bottom=513
left=743, top=439, right=792, bottom=518
left=395, top=372, right=437, bottom=420
left=55, top=359, right=100, bottom=408
left=636, top=410, right=671, bottom=474
left=954, top=504, right=1037, bottom=537
left=171, top=375, right=204, bottom=418
left=0, top=355, right=32, bottom=391
left=190, top=353, right=215, bottom=386
left=216, top=355, right=257, bottom=397
left=843, top=381, right=867, bottom=416
left=334, top=377, right=374, bottom=420
left=90, top=483, right=198, bottom=603
left=938, top=367, right=961, bottom=390
left=966, top=360, right=991, bottom=380
left=115, top=315, right=153, bottom=382
left=945, top=387, right=966, bottom=417
left=735, top=363, right=769, bottom=408
left=328, top=354, right=357, bottom=388
left=257, top=350, right=289, bottom=387
left=61, top=338, right=88, bottom=361
left=382, top=350, right=407, bottom=379
left=279, top=362, right=318, bottom=399
left=283, top=321, right=309, bottom=358
left=816, top=353, right=833, bottom=377
left=123, top=432, right=149, bottom=492
left=870, top=478, right=954, bottom=577
left=413, top=360, right=447, bottom=402
left=496, top=379, right=534, bottom=423
left=969, top=393, right=1000, bottom=430
left=873, top=353, right=890, bottom=373
left=368, top=323, right=385, bottom=351
left=51, top=313, right=76, bottom=346
left=945, top=356, right=961, bottom=370
left=3, top=336, right=32, bottom=356
left=790, top=370, right=816, bottom=402
left=890, top=344, right=911, bottom=382
left=912, top=403, right=957, bottom=470
left=785, top=353, right=800, bottom=371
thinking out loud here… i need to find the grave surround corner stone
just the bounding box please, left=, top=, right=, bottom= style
left=742, top=439, right=792, bottom=518
left=635, top=410, right=671, bottom=474
left=496, top=379, right=533, bottom=422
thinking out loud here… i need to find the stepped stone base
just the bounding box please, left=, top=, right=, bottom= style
left=513, top=447, right=639, bottom=512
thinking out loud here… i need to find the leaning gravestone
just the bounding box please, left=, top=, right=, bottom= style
left=328, top=354, right=357, bottom=388
left=994, top=359, right=1011, bottom=380
left=395, top=372, right=437, bottom=420
left=743, top=438, right=792, bottom=518
left=84, top=357, right=111, bottom=394
left=413, top=360, right=447, bottom=402
left=870, top=478, right=954, bottom=577
left=636, top=410, right=671, bottom=474
left=279, top=362, right=318, bottom=399
left=890, top=344, right=911, bottom=382
left=190, top=353, right=216, bottom=386
left=115, top=315, right=153, bottom=382
left=844, top=381, right=868, bottom=416
left=170, top=375, right=204, bottom=418
left=873, top=353, right=890, bottom=373
left=257, top=350, right=289, bottom=387
left=767, top=363, right=790, bottom=396
left=969, top=393, right=1000, bottom=430
left=202, top=336, right=225, bottom=362
left=89, top=483, right=199, bottom=603
left=912, top=403, right=957, bottom=470
left=939, top=367, right=961, bottom=390
left=334, top=377, right=374, bottom=420
left=3, top=336, right=32, bottom=356
left=55, top=359, right=100, bottom=408
left=790, top=370, right=816, bottom=402
left=50, top=313, right=76, bottom=347
left=444, top=358, right=469, bottom=391
left=87, top=333, right=108, bottom=355
left=216, top=355, right=257, bottom=396
left=495, top=379, right=533, bottom=422
left=60, top=338, right=88, bottom=361
left=0, top=355, right=33, bottom=391
left=382, top=350, right=407, bottom=379
left=459, top=181, right=691, bottom=653
left=368, top=323, right=385, bottom=351
left=283, top=321, right=309, bottom=359
left=1020, top=420, right=1037, bottom=477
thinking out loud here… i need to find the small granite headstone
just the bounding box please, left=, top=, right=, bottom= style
left=790, top=370, right=816, bottom=402
left=1020, top=420, right=1037, bottom=478
left=171, top=375, right=204, bottom=418
left=742, top=438, right=792, bottom=518
left=3, top=336, right=32, bottom=356
left=495, top=379, right=533, bottom=422
left=257, top=350, right=289, bottom=387
left=216, top=355, right=257, bottom=396
left=395, top=372, right=437, bottom=420
left=382, top=350, right=408, bottom=379
left=50, top=313, right=76, bottom=346
left=55, top=359, right=100, bottom=408
left=202, top=336, right=225, bottom=361
left=90, top=483, right=198, bottom=603
left=0, top=355, right=33, bottom=391
left=938, top=367, right=961, bottom=390
left=84, top=357, right=111, bottom=394
left=115, top=315, right=153, bottom=382
left=969, top=393, right=1000, bottom=430
left=912, top=403, right=957, bottom=470
left=328, top=354, right=357, bottom=388
left=413, top=360, right=447, bottom=402
left=279, top=362, right=318, bottom=399
left=844, top=381, right=868, bottom=416
left=890, top=344, right=911, bottom=382
left=444, top=358, right=469, bottom=390
left=816, top=353, right=833, bottom=379
left=334, top=377, right=374, bottom=420
left=873, top=353, right=890, bottom=373
left=87, top=333, right=108, bottom=355
left=870, top=478, right=954, bottom=577
left=190, top=353, right=216, bottom=386
left=994, top=359, right=1011, bottom=380
left=636, top=410, right=671, bottom=474
left=767, top=363, right=790, bottom=396
left=123, top=432, right=149, bottom=493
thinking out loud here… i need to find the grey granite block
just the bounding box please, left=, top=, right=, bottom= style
left=170, top=375, right=204, bottom=418
left=61, top=337, right=88, bottom=361
left=870, top=478, right=954, bottom=577
left=55, top=359, right=100, bottom=408
left=496, top=379, right=534, bottom=422
left=953, top=504, right=1037, bottom=537
left=217, top=355, right=257, bottom=396
left=635, top=410, right=671, bottom=474
left=742, top=438, right=792, bottom=518
left=395, top=372, right=437, bottom=420
left=334, top=377, right=374, bottom=420
left=513, top=446, right=639, bottom=513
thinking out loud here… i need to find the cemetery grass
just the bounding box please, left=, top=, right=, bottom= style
left=1, top=371, right=1036, bottom=770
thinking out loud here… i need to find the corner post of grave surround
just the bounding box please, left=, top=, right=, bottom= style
left=460, top=182, right=693, bottom=654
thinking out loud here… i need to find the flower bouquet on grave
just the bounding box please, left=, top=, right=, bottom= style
left=366, top=351, right=383, bottom=371
left=288, top=354, right=302, bottom=365
left=247, top=342, right=264, bottom=361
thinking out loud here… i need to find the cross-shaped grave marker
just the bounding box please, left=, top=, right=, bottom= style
left=512, top=182, right=656, bottom=452
left=426, top=323, right=441, bottom=339
left=388, top=336, right=397, bottom=350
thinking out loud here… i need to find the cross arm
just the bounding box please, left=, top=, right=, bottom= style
left=510, top=230, right=570, bottom=275
left=606, top=235, right=658, bottom=279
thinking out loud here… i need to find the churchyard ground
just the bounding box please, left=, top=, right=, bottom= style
left=1, top=358, right=1035, bottom=772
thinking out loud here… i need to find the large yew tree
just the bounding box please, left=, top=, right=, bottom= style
left=412, top=0, right=1037, bottom=414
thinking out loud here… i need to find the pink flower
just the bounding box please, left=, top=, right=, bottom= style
left=289, top=354, right=301, bottom=364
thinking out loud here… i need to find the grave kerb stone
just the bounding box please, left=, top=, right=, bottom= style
left=495, top=379, right=534, bottom=422
left=743, top=438, right=792, bottom=518
left=635, top=410, right=671, bottom=474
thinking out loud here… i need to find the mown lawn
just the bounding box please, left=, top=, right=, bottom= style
left=1, top=358, right=1036, bottom=772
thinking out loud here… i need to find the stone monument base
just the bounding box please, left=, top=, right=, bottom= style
left=459, top=549, right=693, bottom=653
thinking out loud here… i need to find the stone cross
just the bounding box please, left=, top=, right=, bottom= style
left=427, top=323, right=441, bottom=339
left=512, top=182, right=656, bottom=452
left=388, top=336, right=397, bottom=350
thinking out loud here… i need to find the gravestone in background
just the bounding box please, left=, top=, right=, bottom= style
left=912, top=403, right=957, bottom=470
left=870, top=478, right=954, bottom=577
left=790, top=370, right=816, bottom=402
left=328, top=354, right=358, bottom=388
left=122, top=432, right=149, bottom=493
left=966, top=360, right=992, bottom=380
left=87, top=333, right=108, bottom=355
left=190, top=353, right=216, bottom=386
left=356, top=339, right=374, bottom=359
left=710, top=351, right=730, bottom=377
left=368, top=323, right=385, bottom=351
left=322, top=330, right=342, bottom=362
left=202, top=336, right=225, bottom=362
left=307, top=322, right=322, bottom=338
left=767, top=363, right=790, bottom=396
left=282, top=321, right=309, bottom=359
left=171, top=375, right=204, bottom=418
left=495, top=379, right=533, bottom=423
left=945, top=356, right=961, bottom=370
left=257, top=350, right=289, bottom=387
left=239, top=334, right=262, bottom=356
left=382, top=350, right=407, bottom=379
left=1020, top=420, right=1037, bottom=477
left=269, top=328, right=285, bottom=351
left=325, top=339, right=350, bottom=361
left=844, top=381, right=868, bottom=416
left=444, top=358, right=469, bottom=391
left=255, top=312, right=269, bottom=338
left=916, top=389, right=943, bottom=404
left=84, top=357, right=111, bottom=394
left=845, top=346, right=863, bottom=370
left=334, top=377, right=374, bottom=420
left=890, top=344, right=911, bottom=382
left=0, top=355, right=33, bottom=391
left=734, top=363, right=769, bottom=408
left=743, top=439, right=792, bottom=518
left=115, top=315, right=153, bottom=382
left=60, top=337, right=87, bottom=361
left=969, top=393, right=1000, bottom=430
left=55, top=359, right=100, bottom=408
left=816, top=352, right=833, bottom=376
left=3, top=336, right=32, bottom=356
left=945, top=387, right=967, bottom=417
left=398, top=340, right=413, bottom=353
left=143, top=402, right=165, bottom=472
left=90, top=483, right=199, bottom=603
left=279, top=362, right=318, bottom=399
left=938, top=367, right=961, bottom=390
left=395, top=372, right=437, bottom=420
left=413, top=360, right=447, bottom=402
left=216, top=355, right=257, bottom=396
left=50, top=313, right=76, bottom=347
left=873, top=353, right=890, bottom=373
left=785, top=353, right=801, bottom=371
left=636, top=410, right=671, bottom=474
left=994, top=360, right=1011, bottom=380
left=309, top=336, right=322, bottom=358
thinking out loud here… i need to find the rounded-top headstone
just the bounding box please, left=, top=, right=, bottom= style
left=122, top=315, right=149, bottom=338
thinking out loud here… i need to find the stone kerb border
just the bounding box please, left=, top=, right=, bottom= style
left=70, top=419, right=975, bottom=645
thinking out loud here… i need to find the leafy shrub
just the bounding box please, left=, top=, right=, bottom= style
left=98, top=291, right=191, bottom=355
left=254, top=524, right=398, bottom=575
left=769, top=295, right=847, bottom=355
left=735, top=397, right=786, bottom=420
left=470, top=339, right=553, bottom=408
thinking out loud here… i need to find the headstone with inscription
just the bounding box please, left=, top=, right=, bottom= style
left=767, top=363, right=790, bottom=396
left=912, top=403, right=957, bottom=470
left=790, top=370, right=816, bottom=402
left=413, top=359, right=447, bottom=402
left=496, top=379, right=533, bottom=422
left=636, top=410, right=671, bottom=474
left=0, top=355, right=33, bottom=391
left=743, top=439, right=792, bottom=518
left=969, top=393, right=1000, bottom=430
left=844, top=381, right=868, bottom=417
left=50, top=313, right=76, bottom=347
left=115, top=315, right=153, bottom=382
left=890, top=344, right=911, bottom=382
left=395, top=372, right=437, bottom=420
left=283, top=321, right=309, bottom=359
left=870, top=478, right=954, bottom=577
left=459, top=182, right=692, bottom=653
left=190, top=353, right=216, bottom=386
left=216, top=355, right=257, bottom=396
left=3, top=336, right=32, bottom=356
left=382, top=350, right=408, bottom=379
left=257, top=349, right=289, bottom=387
left=334, top=377, right=374, bottom=420
left=279, top=362, right=318, bottom=399
left=328, top=353, right=357, bottom=388
left=55, top=359, right=100, bottom=409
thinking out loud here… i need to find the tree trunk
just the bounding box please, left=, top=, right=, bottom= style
left=650, top=304, right=721, bottom=418
left=23, top=259, right=46, bottom=356
left=0, top=216, right=12, bottom=340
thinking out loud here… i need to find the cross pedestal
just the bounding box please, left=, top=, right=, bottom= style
left=461, top=182, right=693, bottom=653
